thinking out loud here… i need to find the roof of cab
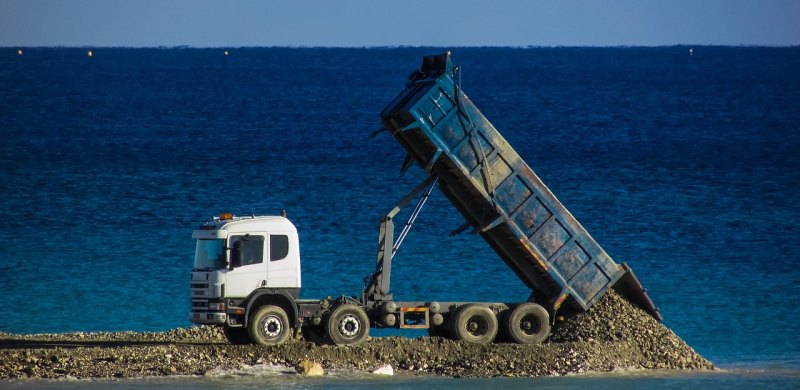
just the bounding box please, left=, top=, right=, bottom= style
left=202, top=215, right=297, bottom=234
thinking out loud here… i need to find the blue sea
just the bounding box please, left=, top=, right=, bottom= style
left=1, top=46, right=799, bottom=388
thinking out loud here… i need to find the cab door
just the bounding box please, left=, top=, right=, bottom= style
left=265, top=232, right=299, bottom=288
left=224, top=233, right=268, bottom=298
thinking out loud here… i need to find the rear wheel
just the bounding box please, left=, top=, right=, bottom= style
left=248, top=305, right=292, bottom=345
left=504, top=303, right=550, bottom=344
left=427, top=324, right=451, bottom=339
left=324, top=304, right=370, bottom=345
left=450, top=305, right=498, bottom=345
left=223, top=325, right=252, bottom=345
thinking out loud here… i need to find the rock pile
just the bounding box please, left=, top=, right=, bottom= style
left=0, top=291, right=713, bottom=380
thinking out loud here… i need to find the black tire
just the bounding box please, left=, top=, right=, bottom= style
left=324, top=304, right=370, bottom=345
left=427, top=324, right=451, bottom=339
left=504, top=302, right=550, bottom=344
left=300, top=324, right=330, bottom=345
left=223, top=325, right=252, bottom=345
left=248, top=305, right=292, bottom=345
left=449, top=304, right=498, bottom=345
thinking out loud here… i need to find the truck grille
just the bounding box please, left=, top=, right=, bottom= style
left=191, top=282, right=209, bottom=298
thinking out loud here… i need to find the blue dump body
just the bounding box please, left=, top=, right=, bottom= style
left=381, top=53, right=661, bottom=320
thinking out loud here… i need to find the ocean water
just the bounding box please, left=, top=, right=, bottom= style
left=1, top=46, right=799, bottom=388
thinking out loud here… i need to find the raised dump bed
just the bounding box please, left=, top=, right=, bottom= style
left=380, top=52, right=661, bottom=320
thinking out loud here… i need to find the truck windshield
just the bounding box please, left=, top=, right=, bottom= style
left=194, top=239, right=225, bottom=270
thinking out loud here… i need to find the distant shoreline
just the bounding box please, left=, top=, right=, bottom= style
left=3, top=44, right=799, bottom=49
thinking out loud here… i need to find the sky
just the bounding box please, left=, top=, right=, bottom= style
left=1, top=0, right=798, bottom=47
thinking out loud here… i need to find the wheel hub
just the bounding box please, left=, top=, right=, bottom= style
left=338, top=314, right=360, bottom=337
left=467, top=316, right=488, bottom=336
left=520, top=314, right=540, bottom=335
left=262, top=315, right=282, bottom=338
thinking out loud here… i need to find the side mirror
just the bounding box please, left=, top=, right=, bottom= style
left=230, top=241, right=242, bottom=270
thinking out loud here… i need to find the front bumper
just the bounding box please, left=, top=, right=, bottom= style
left=190, top=273, right=226, bottom=324
left=190, top=311, right=226, bottom=324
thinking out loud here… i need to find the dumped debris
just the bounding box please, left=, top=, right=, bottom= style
left=0, top=291, right=712, bottom=380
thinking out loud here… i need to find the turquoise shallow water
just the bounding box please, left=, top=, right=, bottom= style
left=1, top=46, right=799, bottom=386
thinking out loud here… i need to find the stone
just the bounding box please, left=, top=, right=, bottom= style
left=294, top=360, right=324, bottom=376
left=372, top=363, right=394, bottom=375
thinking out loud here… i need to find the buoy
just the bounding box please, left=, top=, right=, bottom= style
left=88, top=50, right=93, bottom=57
left=17, top=49, right=23, bottom=56
left=224, top=50, right=229, bottom=56
left=689, top=48, right=693, bottom=56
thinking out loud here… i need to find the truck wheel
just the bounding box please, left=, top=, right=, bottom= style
left=504, top=302, right=550, bottom=344
left=450, top=305, right=498, bottom=344
left=223, top=325, right=252, bottom=345
left=325, top=304, right=369, bottom=345
left=427, top=324, right=451, bottom=339
left=248, top=305, right=291, bottom=345
left=301, top=325, right=330, bottom=345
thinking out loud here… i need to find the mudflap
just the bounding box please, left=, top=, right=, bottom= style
left=612, top=263, right=663, bottom=321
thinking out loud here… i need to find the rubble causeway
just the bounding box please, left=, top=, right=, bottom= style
left=0, top=291, right=713, bottom=380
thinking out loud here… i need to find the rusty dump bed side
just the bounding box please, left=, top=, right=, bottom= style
left=380, top=53, right=661, bottom=321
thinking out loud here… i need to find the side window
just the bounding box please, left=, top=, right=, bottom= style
left=270, top=235, right=289, bottom=261
left=230, top=235, right=264, bottom=267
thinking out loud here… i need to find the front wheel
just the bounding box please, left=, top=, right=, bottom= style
left=324, top=304, right=370, bottom=345
left=223, top=325, right=252, bottom=345
left=248, top=305, right=292, bottom=345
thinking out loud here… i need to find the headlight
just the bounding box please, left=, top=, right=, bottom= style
left=208, top=302, right=226, bottom=311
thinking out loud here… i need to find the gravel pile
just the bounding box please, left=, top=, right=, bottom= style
left=0, top=291, right=713, bottom=380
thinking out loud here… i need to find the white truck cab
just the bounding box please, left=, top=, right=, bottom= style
left=190, top=212, right=373, bottom=347
left=190, top=214, right=301, bottom=328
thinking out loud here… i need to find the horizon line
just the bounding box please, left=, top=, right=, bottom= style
left=3, top=44, right=800, bottom=50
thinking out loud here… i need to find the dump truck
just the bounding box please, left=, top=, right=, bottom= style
left=189, top=52, right=660, bottom=347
